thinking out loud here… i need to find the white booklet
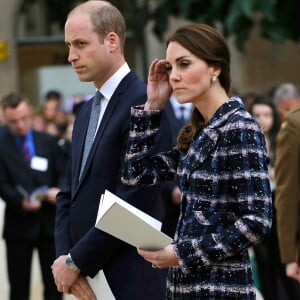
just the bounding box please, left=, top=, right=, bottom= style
left=95, top=190, right=172, bottom=250
left=16, top=184, right=48, bottom=203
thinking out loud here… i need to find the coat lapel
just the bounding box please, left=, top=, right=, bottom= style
left=180, top=97, right=245, bottom=188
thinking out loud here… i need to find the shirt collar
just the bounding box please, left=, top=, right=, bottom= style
left=98, top=63, right=130, bottom=101
left=15, top=129, right=34, bottom=145
left=169, top=94, right=193, bottom=111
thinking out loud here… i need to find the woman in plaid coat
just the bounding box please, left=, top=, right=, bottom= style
left=121, top=24, right=272, bottom=299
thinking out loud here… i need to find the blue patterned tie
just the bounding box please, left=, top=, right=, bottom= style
left=20, top=136, right=31, bottom=163
left=79, top=91, right=102, bottom=179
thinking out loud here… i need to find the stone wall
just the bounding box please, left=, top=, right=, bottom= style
left=0, top=0, right=22, bottom=98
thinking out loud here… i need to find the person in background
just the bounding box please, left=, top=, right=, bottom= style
left=0, top=102, right=6, bottom=136
left=249, top=95, right=280, bottom=193
left=32, top=109, right=47, bottom=132
left=0, top=92, right=63, bottom=300
left=275, top=105, right=300, bottom=297
left=0, top=102, right=5, bottom=125
left=51, top=1, right=169, bottom=299
left=271, top=82, right=300, bottom=122
left=42, top=90, right=63, bottom=123
left=248, top=95, right=291, bottom=300
left=121, top=23, right=272, bottom=299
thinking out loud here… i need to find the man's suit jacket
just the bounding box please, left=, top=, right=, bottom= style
left=55, top=71, right=168, bottom=300
left=0, top=128, right=64, bottom=240
left=164, top=102, right=187, bottom=147
left=275, top=106, right=300, bottom=265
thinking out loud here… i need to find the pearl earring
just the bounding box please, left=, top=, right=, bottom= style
left=212, top=76, right=217, bottom=82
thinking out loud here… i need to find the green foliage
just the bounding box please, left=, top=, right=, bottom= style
left=150, top=0, right=300, bottom=51
left=21, top=0, right=299, bottom=51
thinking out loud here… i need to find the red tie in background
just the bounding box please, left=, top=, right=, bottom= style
left=20, top=136, right=31, bottom=163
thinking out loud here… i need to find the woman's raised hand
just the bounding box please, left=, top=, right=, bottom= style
left=145, top=59, right=173, bottom=110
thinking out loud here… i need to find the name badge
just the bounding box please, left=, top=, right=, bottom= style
left=30, top=156, right=48, bottom=172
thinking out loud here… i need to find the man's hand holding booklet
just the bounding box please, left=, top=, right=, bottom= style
left=16, top=185, right=48, bottom=203
left=95, top=190, right=172, bottom=250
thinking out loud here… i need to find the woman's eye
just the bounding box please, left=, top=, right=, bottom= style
left=165, top=65, right=172, bottom=72
left=180, top=61, right=190, bottom=68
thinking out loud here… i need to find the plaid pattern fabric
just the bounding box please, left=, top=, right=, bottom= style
left=122, top=96, right=272, bottom=299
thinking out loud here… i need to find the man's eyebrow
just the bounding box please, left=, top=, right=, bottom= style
left=66, top=38, right=86, bottom=44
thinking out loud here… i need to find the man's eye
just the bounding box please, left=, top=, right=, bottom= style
left=76, top=42, right=85, bottom=47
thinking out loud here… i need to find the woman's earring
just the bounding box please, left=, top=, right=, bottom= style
left=211, top=76, right=217, bottom=82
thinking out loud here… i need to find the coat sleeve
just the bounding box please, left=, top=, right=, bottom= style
left=54, top=157, right=73, bottom=256
left=121, top=107, right=179, bottom=186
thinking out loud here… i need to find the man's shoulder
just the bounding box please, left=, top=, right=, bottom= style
left=284, top=106, right=300, bottom=127
left=119, top=71, right=146, bottom=93
left=287, top=105, right=300, bottom=116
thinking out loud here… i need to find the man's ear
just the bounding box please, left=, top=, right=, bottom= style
left=105, top=32, right=119, bottom=53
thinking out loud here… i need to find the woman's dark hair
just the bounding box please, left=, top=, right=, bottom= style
left=248, top=94, right=281, bottom=166
left=166, top=24, right=231, bottom=151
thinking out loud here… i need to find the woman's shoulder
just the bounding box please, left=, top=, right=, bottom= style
left=224, top=108, right=261, bottom=133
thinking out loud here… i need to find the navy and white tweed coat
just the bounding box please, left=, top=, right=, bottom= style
left=121, top=96, right=272, bottom=299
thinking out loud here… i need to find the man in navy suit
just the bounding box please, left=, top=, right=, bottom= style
left=0, top=92, right=63, bottom=300
left=52, top=1, right=168, bottom=299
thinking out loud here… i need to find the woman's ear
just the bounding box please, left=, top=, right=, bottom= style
left=210, top=66, right=221, bottom=78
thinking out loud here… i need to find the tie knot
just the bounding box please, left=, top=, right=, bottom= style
left=94, top=91, right=103, bottom=104
left=178, top=106, right=186, bottom=121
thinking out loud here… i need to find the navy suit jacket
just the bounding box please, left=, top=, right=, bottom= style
left=55, top=71, right=168, bottom=299
left=0, top=128, right=64, bottom=240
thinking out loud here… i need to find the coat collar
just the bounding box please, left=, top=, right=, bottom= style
left=179, top=96, right=245, bottom=187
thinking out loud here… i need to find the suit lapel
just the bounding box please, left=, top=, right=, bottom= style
left=74, top=71, right=136, bottom=192
left=76, top=92, right=121, bottom=185
left=73, top=100, right=93, bottom=185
